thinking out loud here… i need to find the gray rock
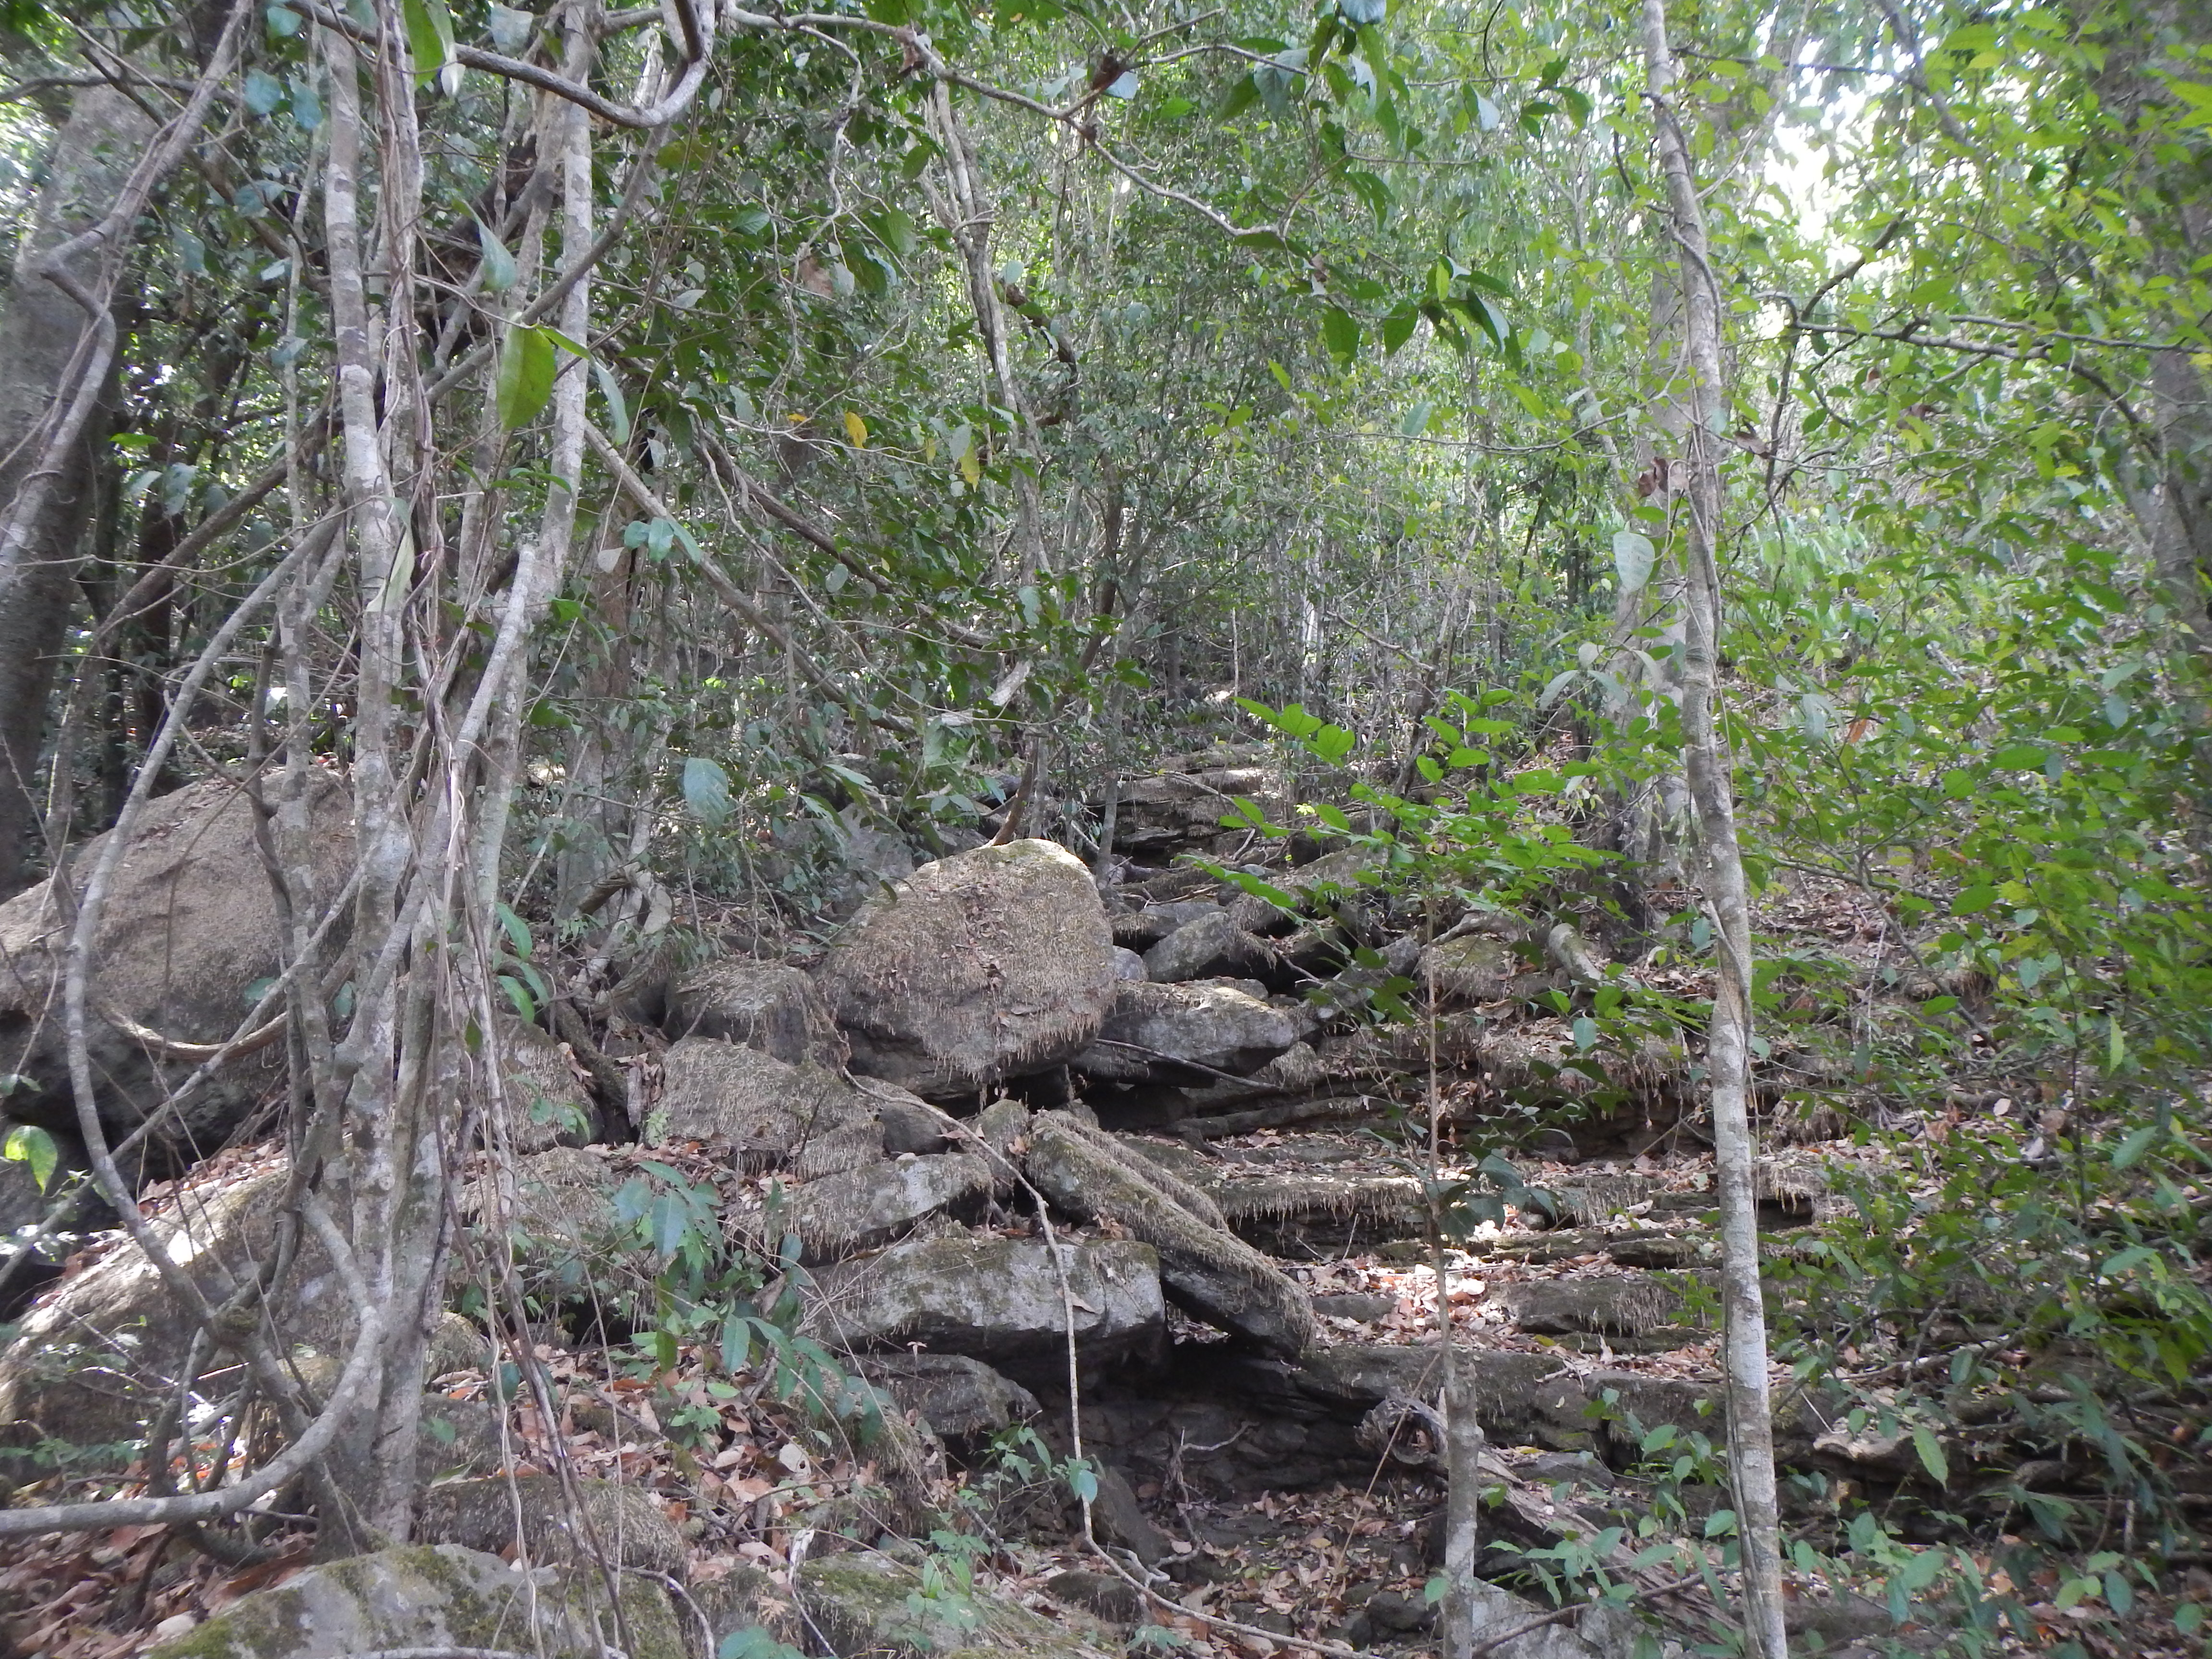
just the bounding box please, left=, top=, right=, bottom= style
left=791, top=1153, right=994, bottom=1262
left=417, top=1472, right=686, bottom=1574
left=807, top=1234, right=1164, bottom=1369
left=1313, top=1292, right=1397, bottom=1322
left=1142, top=910, right=1278, bottom=984
left=0, top=773, right=354, bottom=1168
left=0, top=1161, right=355, bottom=1459
left=817, top=839, right=1118, bottom=1097
left=1419, top=934, right=1559, bottom=1007
left=468, top=1144, right=636, bottom=1305
left=491, top=1014, right=601, bottom=1153
left=669, top=960, right=846, bottom=1067
left=144, top=1543, right=685, bottom=1659
left=1111, top=898, right=1221, bottom=949
left=1045, top=1567, right=1146, bottom=1628
left=1461, top=1579, right=1638, bottom=1659
left=1110, top=946, right=1149, bottom=980
left=416, top=1393, right=511, bottom=1479
left=1023, top=1113, right=1314, bottom=1358
left=874, top=1094, right=950, bottom=1155
left=1090, top=1459, right=1169, bottom=1564
left=1071, top=981, right=1298, bottom=1083
left=651, top=1036, right=885, bottom=1177
left=856, top=1352, right=1041, bottom=1439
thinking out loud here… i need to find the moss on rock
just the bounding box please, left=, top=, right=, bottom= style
left=145, top=1543, right=685, bottom=1659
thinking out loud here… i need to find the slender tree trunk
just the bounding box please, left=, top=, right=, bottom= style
left=0, top=89, right=156, bottom=895
left=1639, top=6, right=1788, bottom=1657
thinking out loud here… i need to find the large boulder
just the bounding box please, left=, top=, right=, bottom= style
left=1022, top=1114, right=1316, bottom=1359
left=1070, top=980, right=1298, bottom=1084
left=807, top=1235, right=1164, bottom=1371
left=0, top=773, right=354, bottom=1168
left=0, top=1159, right=352, bottom=1460
left=668, top=959, right=846, bottom=1067
left=816, top=839, right=1118, bottom=1097
left=649, top=1036, right=888, bottom=1177
left=144, top=1543, right=685, bottom=1659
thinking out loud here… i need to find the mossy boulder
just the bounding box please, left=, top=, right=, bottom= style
left=797, top=1550, right=1110, bottom=1658
left=1070, top=980, right=1297, bottom=1083
left=817, top=839, right=1118, bottom=1097
left=144, top=1543, right=685, bottom=1659
left=489, top=1013, right=601, bottom=1153
left=415, top=1473, right=685, bottom=1575
left=670, top=960, right=847, bottom=1068
left=651, top=1037, right=885, bottom=1177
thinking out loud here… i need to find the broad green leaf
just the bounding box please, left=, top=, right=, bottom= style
left=495, top=325, right=556, bottom=429
left=1611, top=529, right=1656, bottom=593
left=2, top=1123, right=57, bottom=1191
left=1401, top=400, right=1433, bottom=436
left=472, top=214, right=518, bottom=293
left=1322, top=305, right=1360, bottom=365
left=401, top=0, right=459, bottom=85
left=592, top=360, right=630, bottom=443
left=1380, top=301, right=1418, bottom=355
left=1911, top=1425, right=1948, bottom=1484
left=682, top=756, right=733, bottom=825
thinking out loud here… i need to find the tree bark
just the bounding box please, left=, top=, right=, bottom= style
left=1639, top=6, right=1788, bottom=1657
left=0, top=88, right=156, bottom=895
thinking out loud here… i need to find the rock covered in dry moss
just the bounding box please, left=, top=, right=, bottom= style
left=0, top=773, right=355, bottom=1162
left=1070, top=979, right=1298, bottom=1083
left=806, top=1234, right=1164, bottom=1368
left=790, top=1152, right=994, bottom=1262
left=669, top=959, right=847, bottom=1067
left=1022, top=1112, right=1315, bottom=1358
left=816, top=839, right=1118, bottom=1097
left=415, top=1472, right=686, bottom=1574
left=797, top=1549, right=1113, bottom=1659
left=651, top=1036, right=886, bottom=1176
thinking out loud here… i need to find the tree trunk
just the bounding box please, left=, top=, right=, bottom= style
left=1638, top=6, right=1789, bottom=1657
left=0, top=88, right=156, bottom=896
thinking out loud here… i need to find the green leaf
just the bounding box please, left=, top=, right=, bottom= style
left=593, top=360, right=630, bottom=443
left=683, top=756, right=733, bottom=825
left=1380, top=301, right=1418, bottom=355
left=1401, top=400, right=1433, bottom=437
left=1990, top=743, right=2045, bottom=769
left=1068, top=1460, right=1099, bottom=1503
left=1611, top=529, right=1656, bottom=593
left=1322, top=305, right=1360, bottom=365
left=2, top=1124, right=57, bottom=1192
left=243, top=69, right=284, bottom=115
left=473, top=214, right=518, bottom=294
left=401, top=0, right=459, bottom=86
left=1339, top=0, right=1384, bottom=21
left=495, top=325, right=556, bottom=429
left=1951, top=884, right=1997, bottom=916
left=1911, top=1425, right=1948, bottom=1485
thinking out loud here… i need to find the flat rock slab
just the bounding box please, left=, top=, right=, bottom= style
left=417, top=1473, right=685, bottom=1574
left=1071, top=979, right=1297, bottom=1083
left=144, top=1543, right=685, bottom=1659
left=792, top=1152, right=993, bottom=1262
left=808, top=1234, right=1164, bottom=1370
left=1491, top=1275, right=1707, bottom=1338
